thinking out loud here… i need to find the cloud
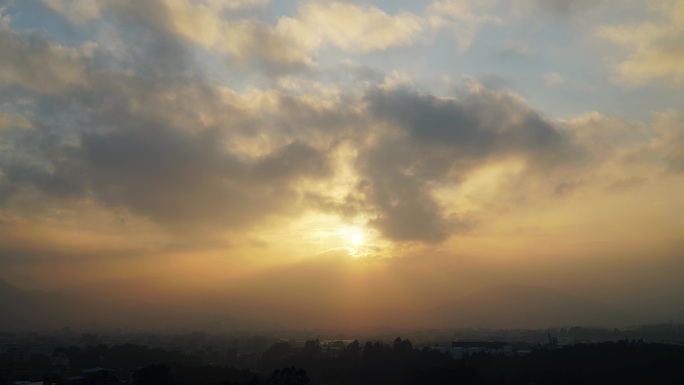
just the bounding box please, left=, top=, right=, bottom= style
left=106, top=0, right=311, bottom=69
left=553, top=179, right=584, bottom=197
left=0, top=113, right=31, bottom=131
left=0, top=11, right=369, bottom=238
left=0, top=23, right=340, bottom=234
left=428, top=0, right=501, bottom=51
left=75, top=125, right=329, bottom=229
left=599, top=1, right=684, bottom=85
left=0, top=1, right=676, bottom=250
left=356, top=81, right=582, bottom=243
left=278, top=2, right=424, bottom=53
left=537, top=0, right=603, bottom=16
left=366, top=82, right=575, bottom=162
left=605, top=177, right=647, bottom=193
left=542, top=72, right=566, bottom=87
left=499, top=39, right=530, bottom=58
left=0, top=42, right=587, bottom=246
left=98, top=0, right=425, bottom=72
left=564, top=110, right=684, bottom=177
left=208, top=0, right=270, bottom=11
left=41, top=0, right=102, bottom=25
left=652, top=110, right=684, bottom=173
left=0, top=79, right=338, bottom=233
left=0, top=26, right=91, bottom=94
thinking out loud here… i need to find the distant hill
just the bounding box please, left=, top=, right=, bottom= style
left=0, top=279, right=78, bottom=330
left=0, top=280, right=28, bottom=328
left=0, top=279, right=22, bottom=295
left=428, top=284, right=644, bottom=329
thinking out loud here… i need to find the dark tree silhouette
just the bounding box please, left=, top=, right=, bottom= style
left=341, top=340, right=361, bottom=360
left=302, top=339, right=322, bottom=359
left=266, top=367, right=309, bottom=385
left=262, top=341, right=291, bottom=364
left=133, top=364, right=173, bottom=385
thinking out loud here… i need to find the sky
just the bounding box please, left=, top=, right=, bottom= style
left=1, top=0, right=684, bottom=327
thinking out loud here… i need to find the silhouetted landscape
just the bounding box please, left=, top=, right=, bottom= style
left=3, top=327, right=684, bottom=384
left=3, top=278, right=684, bottom=384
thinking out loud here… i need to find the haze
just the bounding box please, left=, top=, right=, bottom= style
left=1, top=0, right=684, bottom=331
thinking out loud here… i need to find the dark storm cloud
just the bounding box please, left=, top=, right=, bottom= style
left=356, top=85, right=583, bottom=243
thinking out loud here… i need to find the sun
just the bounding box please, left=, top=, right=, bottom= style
left=351, top=231, right=363, bottom=246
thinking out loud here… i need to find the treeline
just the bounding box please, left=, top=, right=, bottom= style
left=5, top=339, right=684, bottom=384
left=54, top=344, right=203, bottom=369
left=552, top=323, right=684, bottom=341
left=132, top=338, right=684, bottom=385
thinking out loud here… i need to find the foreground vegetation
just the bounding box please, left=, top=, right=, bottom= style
left=5, top=338, right=684, bottom=385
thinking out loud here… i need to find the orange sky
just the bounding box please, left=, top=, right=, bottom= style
left=1, top=0, right=684, bottom=328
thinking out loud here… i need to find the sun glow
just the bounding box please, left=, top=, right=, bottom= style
left=351, top=231, right=363, bottom=246
left=283, top=213, right=380, bottom=259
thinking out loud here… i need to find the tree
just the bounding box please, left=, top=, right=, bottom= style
left=266, top=367, right=309, bottom=385
left=302, top=340, right=322, bottom=359
left=133, top=364, right=173, bottom=385
left=262, top=341, right=292, bottom=366
left=393, top=337, right=413, bottom=352
left=342, top=340, right=361, bottom=359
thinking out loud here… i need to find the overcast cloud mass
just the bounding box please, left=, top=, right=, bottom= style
left=1, top=0, right=683, bottom=328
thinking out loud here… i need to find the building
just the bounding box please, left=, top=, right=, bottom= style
left=450, top=341, right=512, bottom=360
left=64, top=368, right=122, bottom=385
